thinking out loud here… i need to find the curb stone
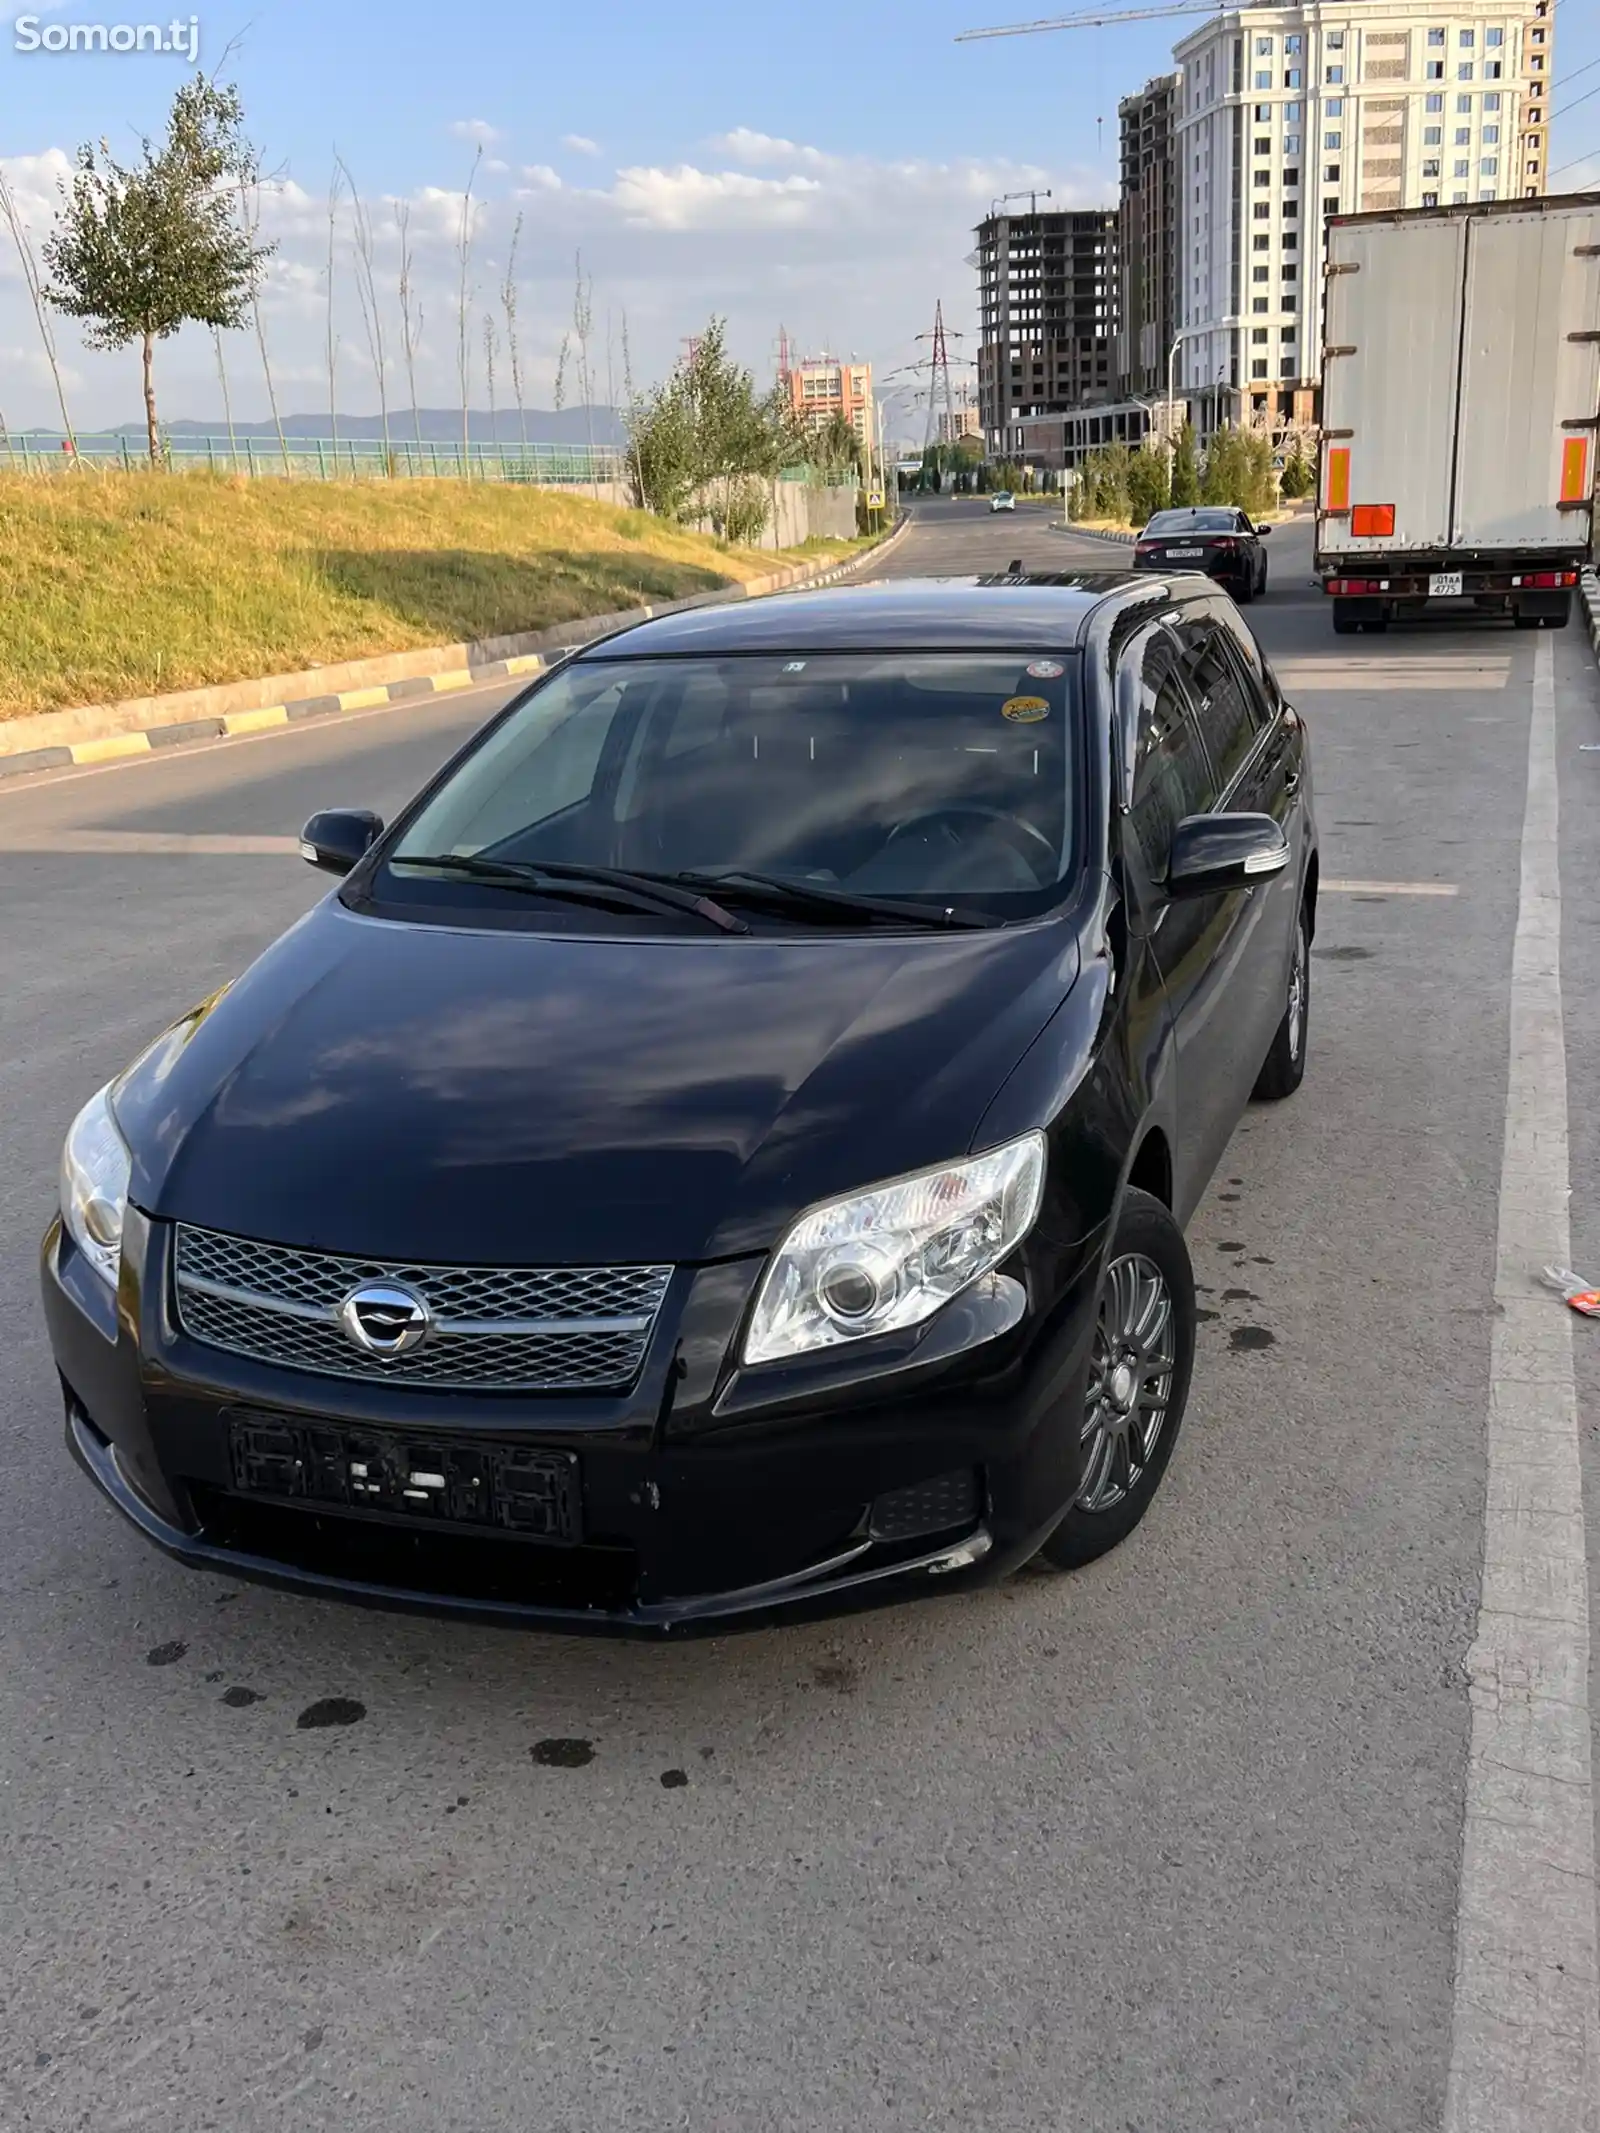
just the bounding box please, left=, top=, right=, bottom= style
left=0, top=517, right=911, bottom=782
left=1581, top=566, right=1600, bottom=669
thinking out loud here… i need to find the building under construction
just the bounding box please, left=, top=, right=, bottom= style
left=974, top=207, right=1120, bottom=458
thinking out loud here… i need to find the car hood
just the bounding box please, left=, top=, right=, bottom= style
left=115, top=899, right=1080, bottom=1265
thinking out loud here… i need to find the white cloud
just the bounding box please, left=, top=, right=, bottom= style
left=0, top=129, right=1108, bottom=431
left=705, top=128, right=829, bottom=170
left=448, top=118, right=502, bottom=148
left=561, top=134, right=601, bottom=157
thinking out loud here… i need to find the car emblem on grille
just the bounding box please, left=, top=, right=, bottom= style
left=337, top=1281, right=432, bottom=1356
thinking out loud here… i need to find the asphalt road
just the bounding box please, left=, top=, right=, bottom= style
left=2, top=498, right=1597, bottom=2133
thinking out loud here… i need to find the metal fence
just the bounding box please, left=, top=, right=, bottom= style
left=1, top=434, right=631, bottom=484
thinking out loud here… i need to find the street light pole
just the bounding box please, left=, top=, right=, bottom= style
left=1165, top=326, right=1203, bottom=478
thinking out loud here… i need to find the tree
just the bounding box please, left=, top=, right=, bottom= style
left=341, top=157, right=389, bottom=460
left=625, top=317, right=804, bottom=536
left=0, top=167, right=76, bottom=448
left=394, top=199, right=424, bottom=451
left=1126, top=446, right=1170, bottom=526
left=1279, top=437, right=1312, bottom=499
left=1201, top=424, right=1274, bottom=515
left=44, top=76, right=271, bottom=465
left=455, top=146, right=481, bottom=470
left=1170, top=422, right=1199, bottom=507
left=502, top=210, right=527, bottom=456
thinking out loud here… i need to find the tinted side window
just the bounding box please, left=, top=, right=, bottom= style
left=1128, top=638, right=1212, bottom=872
left=1169, top=615, right=1264, bottom=795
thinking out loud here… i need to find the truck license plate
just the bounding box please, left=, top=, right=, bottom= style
left=1428, top=572, right=1464, bottom=597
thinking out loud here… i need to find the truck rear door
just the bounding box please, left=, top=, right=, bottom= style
left=1321, top=214, right=1467, bottom=559
left=1452, top=204, right=1600, bottom=552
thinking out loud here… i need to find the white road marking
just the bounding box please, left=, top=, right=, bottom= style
left=1444, top=632, right=1599, bottom=2132
left=1323, top=878, right=1459, bottom=896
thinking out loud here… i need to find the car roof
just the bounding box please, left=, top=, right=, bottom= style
left=575, top=573, right=1156, bottom=657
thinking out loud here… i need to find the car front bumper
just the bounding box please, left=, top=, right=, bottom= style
left=43, top=1207, right=1106, bottom=1636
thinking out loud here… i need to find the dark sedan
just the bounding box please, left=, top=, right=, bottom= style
left=1134, top=506, right=1271, bottom=601
left=42, top=570, right=1317, bottom=1634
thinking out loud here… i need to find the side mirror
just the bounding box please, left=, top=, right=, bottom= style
left=1255, top=523, right=1273, bottom=536
left=1167, top=812, right=1289, bottom=899
left=299, top=808, right=383, bottom=876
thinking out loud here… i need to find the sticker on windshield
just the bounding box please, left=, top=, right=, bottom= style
left=1001, top=695, right=1050, bottom=723
left=781, top=660, right=807, bottom=672
left=1025, top=660, right=1065, bottom=679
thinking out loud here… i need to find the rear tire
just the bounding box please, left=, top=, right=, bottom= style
left=1236, top=573, right=1255, bottom=605
left=1252, top=899, right=1310, bottom=1101
left=1331, top=605, right=1359, bottom=634
left=1033, top=1189, right=1196, bottom=1573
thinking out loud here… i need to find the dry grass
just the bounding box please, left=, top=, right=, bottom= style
left=0, top=472, right=802, bottom=718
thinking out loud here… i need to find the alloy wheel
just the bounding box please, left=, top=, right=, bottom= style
left=1287, top=919, right=1307, bottom=1062
left=1076, top=1252, right=1177, bottom=1514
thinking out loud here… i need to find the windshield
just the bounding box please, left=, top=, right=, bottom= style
left=383, top=651, right=1081, bottom=924
left=1144, top=508, right=1244, bottom=534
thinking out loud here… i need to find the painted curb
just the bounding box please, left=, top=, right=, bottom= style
left=0, top=518, right=910, bottom=782
left=1581, top=566, right=1600, bottom=669
left=1051, top=522, right=1138, bottom=546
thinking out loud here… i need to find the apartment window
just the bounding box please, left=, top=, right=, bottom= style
left=1327, top=97, right=1343, bottom=116
left=1252, top=297, right=1269, bottom=312
left=1282, top=264, right=1297, bottom=281
left=1458, top=63, right=1474, bottom=79
left=1285, top=102, right=1301, bottom=120
left=1283, top=168, right=1300, bottom=188
left=1326, top=64, right=1344, bottom=84
left=1454, top=158, right=1470, bottom=176
left=1423, top=189, right=1439, bottom=205
left=1254, top=233, right=1271, bottom=250
left=1459, top=27, right=1474, bottom=46
left=1252, top=360, right=1269, bottom=378
left=1281, top=326, right=1297, bottom=341
left=1327, top=29, right=1344, bottom=48
left=1254, top=135, right=1270, bottom=153
left=1528, top=24, right=1541, bottom=40
left=1528, top=104, right=1541, bottom=122
left=1286, top=33, right=1302, bottom=54
left=1485, top=93, right=1501, bottom=110
left=1453, top=190, right=1468, bottom=203
left=1255, top=34, right=1272, bottom=53
left=1427, top=26, right=1445, bottom=45
left=1426, top=60, right=1444, bottom=78
left=1481, top=156, right=1498, bottom=174
left=1253, top=264, right=1271, bottom=281
left=1423, top=157, right=1441, bottom=176
left=1324, top=162, right=1341, bottom=181
left=1253, top=101, right=1271, bottom=120
left=1252, top=327, right=1268, bottom=343
left=1526, top=157, right=1540, bottom=175
left=1455, top=126, right=1471, bottom=143
left=1424, top=126, right=1442, bottom=144
left=1255, top=69, right=1271, bottom=88
left=1483, top=125, right=1499, bottom=144
left=1254, top=201, right=1271, bottom=218
left=1530, top=53, right=1542, bottom=69
left=1325, top=130, right=1342, bottom=148
left=1254, top=168, right=1272, bottom=186
left=1457, top=94, right=1472, bottom=111
left=1324, top=194, right=1339, bottom=214
left=1426, top=92, right=1443, bottom=111
left=1486, top=25, right=1503, bottom=44
left=1485, top=59, right=1501, bottom=78
left=1285, top=133, right=1301, bottom=153
left=1285, top=68, right=1302, bottom=87
left=1479, top=187, right=1496, bottom=200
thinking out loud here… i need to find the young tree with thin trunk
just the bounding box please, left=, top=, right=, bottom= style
left=340, top=156, right=389, bottom=460
left=394, top=200, right=424, bottom=451
left=455, top=146, right=481, bottom=475
left=237, top=173, right=290, bottom=473
left=324, top=158, right=343, bottom=452
left=0, top=168, right=76, bottom=449
left=483, top=310, right=498, bottom=453
left=570, top=251, right=596, bottom=492
left=212, top=326, right=238, bottom=468
left=43, top=77, right=270, bottom=465
left=502, top=209, right=526, bottom=456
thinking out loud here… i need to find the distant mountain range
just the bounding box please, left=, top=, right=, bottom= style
left=11, top=405, right=628, bottom=448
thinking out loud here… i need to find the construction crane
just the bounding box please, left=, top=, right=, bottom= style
left=957, top=2, right=1228, bottom=37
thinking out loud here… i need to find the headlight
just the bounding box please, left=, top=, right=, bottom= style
left=743, top=1132, right=1046, bottom=1366
left=60, top=1084, right=132, bottom=1290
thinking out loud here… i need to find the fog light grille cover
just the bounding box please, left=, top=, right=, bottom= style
left=868, top=1468, right=981, bottom=1543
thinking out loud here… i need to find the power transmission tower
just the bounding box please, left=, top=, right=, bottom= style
left=916, top=301, right=963, bottom=455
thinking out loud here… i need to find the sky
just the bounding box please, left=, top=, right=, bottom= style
left=1, top=0, right=1597, bottom=439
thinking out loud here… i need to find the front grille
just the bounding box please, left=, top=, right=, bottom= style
left=172, top=1224, right=672, bottom=1392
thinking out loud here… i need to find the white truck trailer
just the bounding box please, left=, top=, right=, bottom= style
left=1316, top=192, right=1600, bottom=635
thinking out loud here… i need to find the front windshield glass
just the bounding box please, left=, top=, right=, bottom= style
left=1145, top=507, right=1242, bottom=534
left=384, top=651, right=1080, bottom=923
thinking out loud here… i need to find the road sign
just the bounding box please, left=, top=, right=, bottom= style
left=867, top=488, right=885, bottom=509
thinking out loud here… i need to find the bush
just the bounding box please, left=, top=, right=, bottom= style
left=1200, top=425, right=1275, bottom=517
left=1170, top=423, right=1199, bottom=507
left=1126, top=449, right=1170, bottom=527
left=1278, top=444, right=1312, bottom=499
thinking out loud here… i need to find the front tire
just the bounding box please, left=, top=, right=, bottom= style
left=1034, top=1188, right=1196, bottom=1572
left=1252, top=898, right=1310, bottom=1101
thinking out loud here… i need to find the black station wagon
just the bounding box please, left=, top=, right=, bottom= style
left=43, top=571, right=1317, bottom=1633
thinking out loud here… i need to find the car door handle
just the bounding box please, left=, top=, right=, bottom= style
left=1283, top=769, right=1300, bottom=795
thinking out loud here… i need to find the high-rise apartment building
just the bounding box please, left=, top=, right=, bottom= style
left=1118, top=75, right=1178, bottom=399
left=784, top=355, right=874, bottom=446
left=1172, top=1, right=1552, bottom=431
left=975, top=207, right=1119, bottom=456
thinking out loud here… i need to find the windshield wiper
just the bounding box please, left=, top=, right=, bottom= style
left=670, top=868, right=991, bottom=930
left=390, top=853, right=749, bottom=933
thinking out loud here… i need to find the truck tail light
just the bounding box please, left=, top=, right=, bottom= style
left=1350, top=504, right=1396, bottom=538
left=1510, top=570, right=1577, bottom=589
left=1325, top=578, right=1389, bottom=595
